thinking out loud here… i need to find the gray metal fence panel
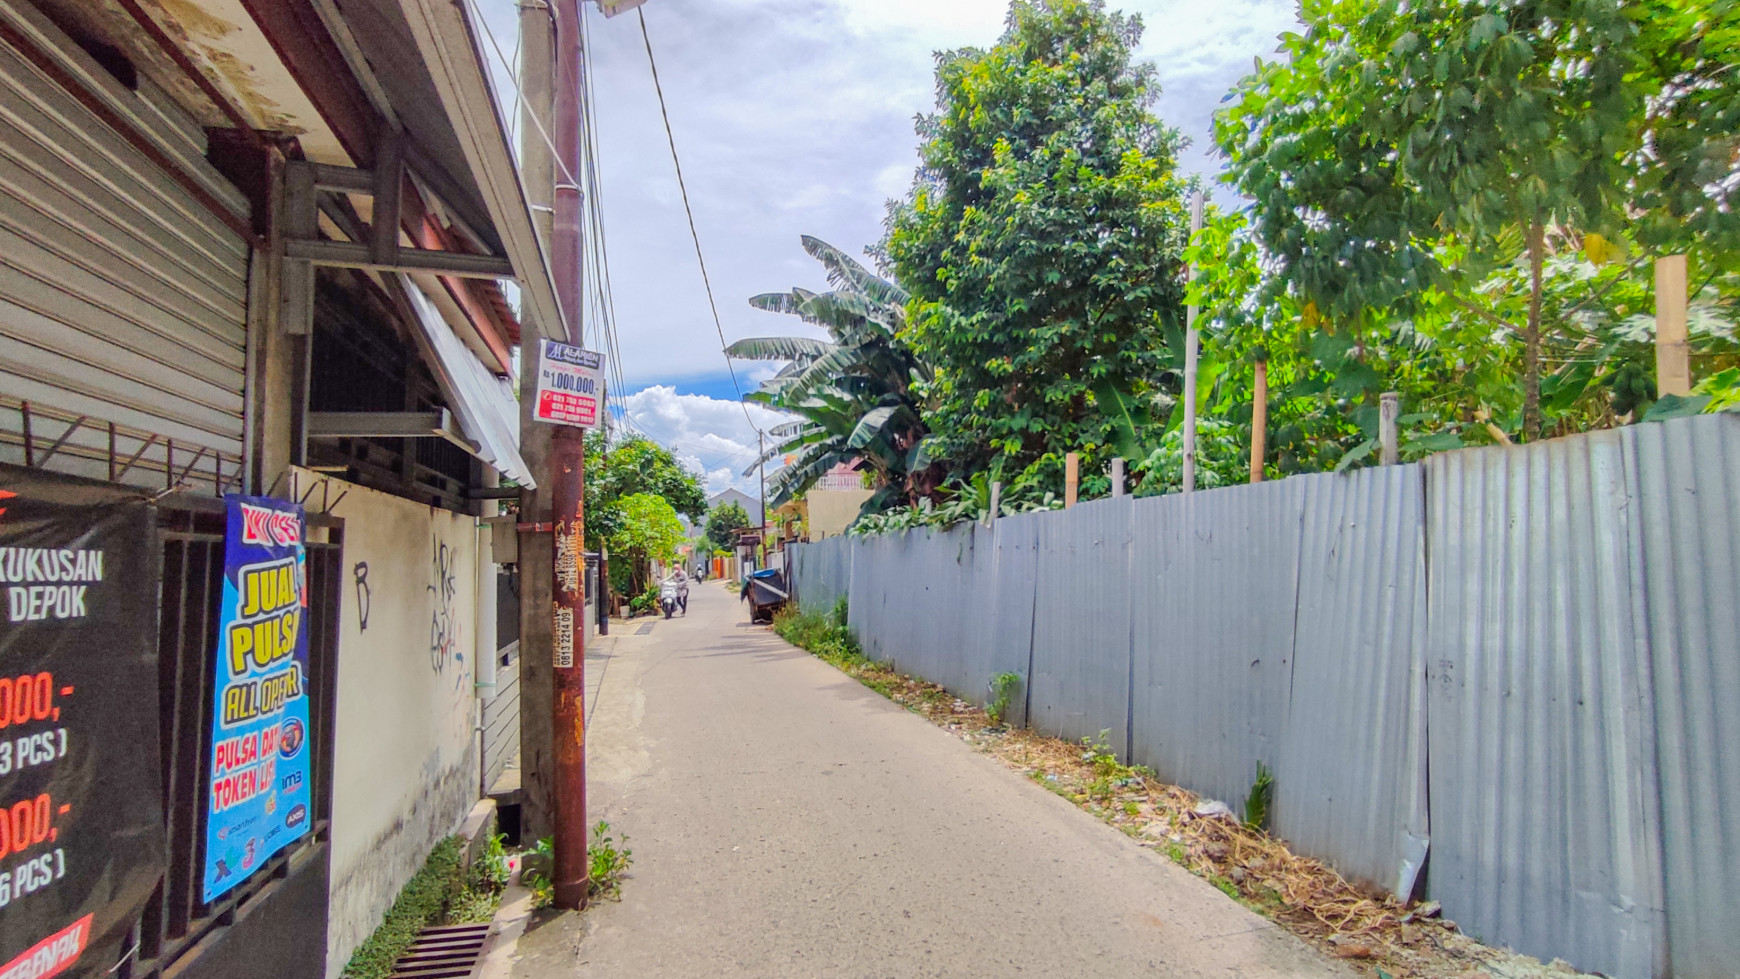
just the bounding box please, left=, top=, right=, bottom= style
left=790, top=536, right=852, bottom=613
left=1027, top=497, right=1134, bottom=756
left=847, top=530, right=900, bottom=663
left=1277, top=468, right=1429, bottom=898
left=1128, top=480, right=1304, bottom=809
left=1423, top=431, right=1663, bottom=979
left=879, top=524, right=979, bottom=693
left=1630, top=414, right=1740, bottom=979
left=986, top=513, right=1041, bottom=726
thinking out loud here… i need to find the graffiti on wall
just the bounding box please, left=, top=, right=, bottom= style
left=427, top=536, right=463, bottom=689
left=353, top=562, right=371, bottom=631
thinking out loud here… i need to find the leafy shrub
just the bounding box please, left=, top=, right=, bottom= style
left=342, top=837, right=466, bottom=979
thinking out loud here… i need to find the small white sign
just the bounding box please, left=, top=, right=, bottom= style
left=534, top=339, right=604, bottom=428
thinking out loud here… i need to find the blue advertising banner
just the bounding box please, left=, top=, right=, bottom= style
left=202, top=496, right=313, bottom=904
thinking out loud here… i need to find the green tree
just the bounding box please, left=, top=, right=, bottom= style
left=1216, top=0, right=1641, bottom=441
left=883, top=0, right=1192, bottom=490
left=607, top=493, right=686, bottom=598
left=731, top=236, right=934, bottom=510
left=1626, top=0, right=1740, bottom=253
left=704, top=500, right=752, bottom=551
left=585, top=433, right=705, bottom=552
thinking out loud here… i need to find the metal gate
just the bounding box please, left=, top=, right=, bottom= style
left=0, top=2, right=252, bottom=493
left=115, top=496, right=342, bottom=979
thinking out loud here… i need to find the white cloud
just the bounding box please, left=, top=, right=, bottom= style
left=478, top=0, right=1300, bottom=387
left=619, top=385, right=790, bottom=499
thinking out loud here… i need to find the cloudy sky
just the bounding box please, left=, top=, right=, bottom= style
left=476, top=0, right=1301, bottom=498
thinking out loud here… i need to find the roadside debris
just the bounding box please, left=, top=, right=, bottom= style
left=785, top=629, right=1600, bottom=979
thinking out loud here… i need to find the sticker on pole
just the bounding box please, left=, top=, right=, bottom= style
left=534, top=340, right=604, bottom=428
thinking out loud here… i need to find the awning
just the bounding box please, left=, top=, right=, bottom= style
left=399, top=273, right=534, bottom=488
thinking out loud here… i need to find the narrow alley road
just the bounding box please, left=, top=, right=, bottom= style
left=510, top=582, right=1353, bottom=978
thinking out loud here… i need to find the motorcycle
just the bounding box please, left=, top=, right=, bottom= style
left=659, top=576, right=689, bottom=618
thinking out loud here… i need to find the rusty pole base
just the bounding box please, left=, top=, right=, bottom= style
left=552, top=880, right=588, bottom=911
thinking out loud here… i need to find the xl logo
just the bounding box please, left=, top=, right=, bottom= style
left=240, top=504, right=300, bottom=547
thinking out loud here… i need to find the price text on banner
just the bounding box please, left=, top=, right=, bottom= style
left=0, top=465, right=165, bottom=979
left=534, top=340, right=605, bottom=429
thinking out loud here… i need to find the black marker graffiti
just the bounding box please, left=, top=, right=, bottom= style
left=353, top=562, right=371, bottom=631
left=428, top=537, right=459, bottom=675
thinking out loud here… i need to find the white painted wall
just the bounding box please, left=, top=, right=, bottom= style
left=302, top=472, right=483, bottom=978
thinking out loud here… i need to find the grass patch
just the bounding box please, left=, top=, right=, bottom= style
left=342, top=837, right=466, bottom=979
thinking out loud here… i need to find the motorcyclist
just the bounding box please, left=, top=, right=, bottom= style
left=665, top=567, right=689, bottom=615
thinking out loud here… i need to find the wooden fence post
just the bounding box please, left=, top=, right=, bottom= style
left=1064, top=452, right=1079, bottom=508
left=1251, top=359, right=1267, bottom=483
left=1379, top=392, right=1400, bottom=466
left=987, top=480, right=1001, bottom=526
left=1110, top=457, right=1125, bottom=498
left=1656, top=254, right=1691, bottom=398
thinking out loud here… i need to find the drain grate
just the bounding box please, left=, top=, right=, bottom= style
left=386, top=923, right=493, bottom=979
left=635, top=623, right=654, bottom=635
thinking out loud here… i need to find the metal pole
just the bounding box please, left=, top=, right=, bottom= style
left=758, top=430, right=767, bottom=533
left=549, top=0, right=587, bottom=912
left=1110, top=457, right=1125, bottom=498
left=597, top=546, right=609, bottom=636
left=1181, top=190, right=1204, bottom=494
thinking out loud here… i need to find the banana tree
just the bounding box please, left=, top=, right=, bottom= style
left=729, top=236, right=935, bottom=509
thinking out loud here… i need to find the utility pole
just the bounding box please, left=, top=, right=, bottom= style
left=516, top=0, right=557, bottom=849
left=1181, top=190, right=1204, bottom=495
left=548, top=0, right=589, bottom=912
left=758, top=429, right=767, bottom=537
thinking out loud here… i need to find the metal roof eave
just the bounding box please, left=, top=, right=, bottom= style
left=396, top=0, right=568, bottom=343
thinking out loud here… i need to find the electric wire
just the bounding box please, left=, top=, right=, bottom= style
left=577, top=1, right=633, bottom=436
left=635, top=7, right=759, bottom=436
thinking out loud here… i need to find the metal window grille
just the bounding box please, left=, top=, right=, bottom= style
left=116, top=496, right=342, bottom=978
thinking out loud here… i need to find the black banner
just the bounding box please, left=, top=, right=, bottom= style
left=0, top=465, right=166, bottom=979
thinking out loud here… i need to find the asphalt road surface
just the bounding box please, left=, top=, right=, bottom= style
left=508, top=581, right=1353, bottom=978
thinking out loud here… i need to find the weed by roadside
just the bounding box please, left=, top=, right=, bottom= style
left=518, top=822, right=634, bottom=909
left=771, top=614, right=1596, bottom=979
left=987, top=671, right=1022, bottom=727
left=447, top=833, right=512, bottom=924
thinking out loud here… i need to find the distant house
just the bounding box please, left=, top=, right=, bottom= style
left=806, top=462, right=875, bottom=540
left=708, top=487, right=761, bottom=523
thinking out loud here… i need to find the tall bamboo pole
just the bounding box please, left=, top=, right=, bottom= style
left=1181, top=190, right=1204, bottom=494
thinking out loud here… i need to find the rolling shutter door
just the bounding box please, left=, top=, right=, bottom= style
left=0, top=9, right=251, bottom=492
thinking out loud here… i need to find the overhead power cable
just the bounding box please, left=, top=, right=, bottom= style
left=635, top=7, right=759, bottom=436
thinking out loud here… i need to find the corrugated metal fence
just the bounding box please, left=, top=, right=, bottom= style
left=786, top=412, right=1740, bottom=979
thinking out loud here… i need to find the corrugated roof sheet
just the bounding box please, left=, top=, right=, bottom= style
left=399, top=274, right=532, bottom=487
